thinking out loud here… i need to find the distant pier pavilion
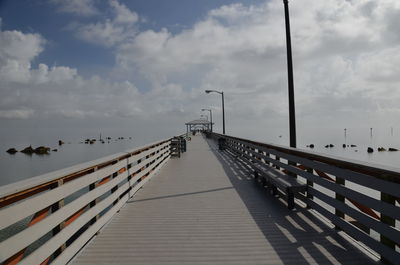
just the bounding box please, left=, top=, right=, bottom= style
left=185, top=119, right=214, bottom=133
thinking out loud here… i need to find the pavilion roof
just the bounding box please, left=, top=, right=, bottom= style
left=185, top=119, right=213, bottom=125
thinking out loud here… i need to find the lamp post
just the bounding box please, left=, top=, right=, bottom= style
left=205, top=90, right=225, bottom=134
left=202, top=108, right=213, bottom=132
left=283, top=0, right=296, bottom=148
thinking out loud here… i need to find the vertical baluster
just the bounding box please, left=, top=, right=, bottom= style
left=305, top=167, right=313, bottom=209
left=335, top=176, right=345, bottom=230
left=111, top=170, right=120, bottom=206
left=263, top=151, right=270, bottom=166
left=380, top=192, right=396, bottom=265
left=52, top=179, right=66, bottom=257
left=89, top=166, right=98, bottom=225
left=275, top=155, right=280, bottom=170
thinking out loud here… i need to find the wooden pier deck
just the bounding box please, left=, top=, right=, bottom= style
left=71, top=135, right=377, bottom=265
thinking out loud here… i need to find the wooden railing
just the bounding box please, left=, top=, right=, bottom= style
left=212, top=133, right=400, bottom=265
left=0, top=138, right=171, bottom=265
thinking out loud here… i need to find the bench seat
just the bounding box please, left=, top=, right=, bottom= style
left=253, top=163, right=306, bottom=209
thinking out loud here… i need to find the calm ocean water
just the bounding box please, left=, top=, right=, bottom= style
left=0, top=127, right=166, bottom=186
left=0, top=126, right=399, bottom=187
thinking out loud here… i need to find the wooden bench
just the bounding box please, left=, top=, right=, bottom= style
left=253, top=163, right=307, bottom=210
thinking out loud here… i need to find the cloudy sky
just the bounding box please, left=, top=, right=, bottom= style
left=0, top=0, right=399, bottom=143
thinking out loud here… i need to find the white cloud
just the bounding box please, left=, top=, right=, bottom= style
left=0, top=30, right=45, bottom=62
left=2, top=0, right=400, bottom=140
left=0, top=29, right=45, bottom=83
left=75, top=19, right=133, bottom=47
left=73, top=0, right=139, bottom=47
left=0, top=109, right=34, bottom=119
left=109, top=0, right=139, bottom=24
left=52, top=0, right=99, bottom=16
left=111, top=0, right=400, bottom=133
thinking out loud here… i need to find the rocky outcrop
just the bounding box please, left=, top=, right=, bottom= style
left=21, top=146, right=35, bottom=154
left=6, top=148, right=18, bottom=154
left=21, top=145, right=51, bottom=155
left=34, top=146, right=50, bottom=154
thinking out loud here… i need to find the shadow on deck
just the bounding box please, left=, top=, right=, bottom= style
left=205, top=137, right=377, bottom=265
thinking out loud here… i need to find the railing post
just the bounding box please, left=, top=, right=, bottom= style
left=380, top=192, right=396, bottom=265
left=335, top=176, right=345, bottom=230
left=305, top=167, right=313, bottom=208
left=51, top=179, right=66, bottom=256
left=275, top=155, right=280, bottom=170
left=89, top=166, right=100, bottom=225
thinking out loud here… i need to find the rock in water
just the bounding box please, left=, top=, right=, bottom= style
left=329, top=144, right=334, bottom=148
left=350, top=144, right=357, bottom=147
left=342, top=144, right=346, bottom=148
left=35, top=146, right=50, bottom=154
left=308, top=144, right=314, bottom=148
left=388, top=148, right=398, bottom=151
left=58, top=140, right=65, bottom=146
left=378, top=147, right=386, bottom=152
left=21, top=146, right=35, bottom=154
left=52, top=149, right=58, bottom=152
left=367, top=147, right=374, bottom=153
left=6, top=148, right=18, bottom=154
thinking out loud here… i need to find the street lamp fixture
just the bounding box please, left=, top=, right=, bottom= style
left=205, top=90, right=225, bottom=134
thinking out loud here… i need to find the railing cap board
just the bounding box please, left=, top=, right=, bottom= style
left=214, top=133, right=400, bottom=183
left=0, top=138, right=171, bottom=201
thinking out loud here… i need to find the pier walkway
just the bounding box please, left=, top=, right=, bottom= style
left=71, top=135, right=376, bottom=265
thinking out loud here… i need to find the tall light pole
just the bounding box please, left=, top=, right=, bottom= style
left=205, top=90, right=225, bottom=134
left=202, top=108, right=213, bottom=132
left=283, top=0, right=296, bottom=148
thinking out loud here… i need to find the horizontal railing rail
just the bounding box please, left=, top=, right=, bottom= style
left=0, top=138, right=172, bottom=265
left=211, top=132, right=400, bottom=265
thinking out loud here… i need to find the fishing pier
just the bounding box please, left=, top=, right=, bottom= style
left=0, top=133, right=399, bottom=264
